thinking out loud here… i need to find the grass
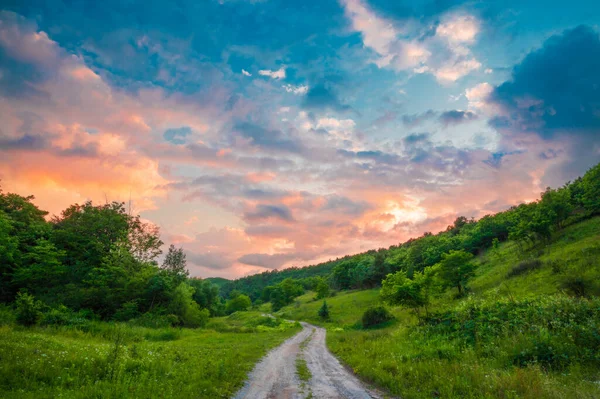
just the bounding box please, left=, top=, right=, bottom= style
left=279, top=216, right=600, bottom=399
left=0, top=314, right=300, bottom=398
left=277, top=289, right=386, bottom=327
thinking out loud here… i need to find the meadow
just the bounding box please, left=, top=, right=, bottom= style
left=278, top=217, right=600, bottom=398
left=0, top=312, right=299, bottom=398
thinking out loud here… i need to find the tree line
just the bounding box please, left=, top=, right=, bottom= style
left=0, top=192, right=245, bottom=327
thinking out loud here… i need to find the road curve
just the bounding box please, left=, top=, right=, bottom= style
left=233, top=322, right=381, bottom=399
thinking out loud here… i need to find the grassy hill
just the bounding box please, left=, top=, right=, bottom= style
left=275, top=216, right=600, bottom=398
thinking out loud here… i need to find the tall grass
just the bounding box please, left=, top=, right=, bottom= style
left=0, top=316, right=299, bottom=398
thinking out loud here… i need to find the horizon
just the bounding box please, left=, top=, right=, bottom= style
left=1, top=1, right=600, bottom=279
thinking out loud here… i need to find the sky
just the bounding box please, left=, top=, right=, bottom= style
left=1, top=0, right=599, bottom=279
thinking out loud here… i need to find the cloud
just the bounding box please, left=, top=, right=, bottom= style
left=402, top=110, right=437, bottom=127
left=237, top=252, right=297, bottom=269
left=340, top=0, right=481, bottom=82
left=258, top=67, right=286, bottom=79
left=489, top=25, right=600, bottom=137
left=438, top=110, right=478, bottom=126
left=244, top=204, right=295, bottom=222
left=465, top=82, right=493, bottom=109
left=187, top=251, right=232, bottom=270
left=487, top=25, right=600, bottom=184
left=233, top=122, right=302, bottom=153
left=283, top=84, right=308, bottom=95
left=163, top=126, right=192, bottom=144
left=242, top=69, right=252, bottom=76
left=303, top=83, right=351, bottom=112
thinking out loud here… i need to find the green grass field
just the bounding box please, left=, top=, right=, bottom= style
left=279, top=217, right=600, bottom=399
left=0, top=313, right=299, bottom=398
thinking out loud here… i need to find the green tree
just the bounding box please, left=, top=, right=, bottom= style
left=381, top=269, right=433, bottom=317
left=315, top=278, right=330, bottom=300
left=225, top=294, right=252, bottom=314
left=436, top=250, right=476, bottom=295
left=581, top=162, right=600, bottom=214
left=15, top=291, right=43, bottom=326
left=12, top=239, right=66, bottom=299
left=269, top=286, right=288, bottom=311
left=318, top=301, right=329, bottom=320
left=161, top=244, right=189, bottom=282
left=169, top=282, right=209, bottom=327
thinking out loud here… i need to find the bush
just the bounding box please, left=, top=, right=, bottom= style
left=561, top=277, right=590, bottom=297
left=507, top=259, right=542, bottom=277
left=41, top=305, right=74, bottom=326
left=318, top=301, right=329, bottom=320
left=113, top=300, right=140, bottom=322
left=362, top=306, right=394, bottom=328
left=15, top=291, right=43, bottom=326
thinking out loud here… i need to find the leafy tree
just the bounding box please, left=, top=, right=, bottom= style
left=381, top=269, right=432, bottom=317
left=581, top=162, right=600, bottom=214
left=188, top=278, right=220, bottom=315
left=128, top=217, right=163, bottom=263
left=318, top=301, right=329, bottom=320
left=315, top=278, right=330, bottom=300
left=225, top=294, right=251, bottom=314
left=436, top=250, right=476, bottom=295
left=539, top=187, right=573, bottom=229
left=51, top=201, right=131, bottom=284
left=12, top=239, right=66, bottom=299
left=169, top=282, right=209, bottom=327
left=161, top=245, right=189, bottom=282
left=269, top=286, right=288, bottom=311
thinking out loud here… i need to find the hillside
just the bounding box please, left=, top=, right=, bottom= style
left=274, top=216, right=600, bottom=398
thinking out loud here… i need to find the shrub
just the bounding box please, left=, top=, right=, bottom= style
left=561, top=276, right=590, bottom=297
left=113, top=300, right=140, bottom=322
left=362, top=306, right=394, bottom=328
left=507, top=259, right=542, bottom=277
left=41, top=305, right=74, bottom=326
left=15, top=291, right=43, bottom=326
left=318, top=301, right=329, bottom=320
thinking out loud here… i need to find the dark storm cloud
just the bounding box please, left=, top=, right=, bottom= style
left=489, top=25, right=600, bottom=138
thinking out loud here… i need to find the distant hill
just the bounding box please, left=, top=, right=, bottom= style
left=205, top=277, right=231, bottom=288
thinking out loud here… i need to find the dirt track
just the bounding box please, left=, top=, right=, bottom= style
left=233, top=322, right=381, bottom=399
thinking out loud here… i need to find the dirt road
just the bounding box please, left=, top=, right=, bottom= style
left=233, top=322, right=381, bottom=399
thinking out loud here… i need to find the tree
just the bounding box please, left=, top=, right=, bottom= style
left=315, top=278, right=330, bottom=300
left=161, top=245, right=189, bottom=281
left=581, top=162, right=600, bottom=214
left=225, top=294, right=251, bottom=314
left=269, top=286, right=288, bottom=311
left=381, top=269, right=432, bottom=317
left=318, top=301, right=329, bottom=320
left=539, top=187, right=573, bottom=230
left=169, top=282, right=209, bottom=327
left=15, top=291, right=43, bottom=326
left=436, top=250, right=476, bottom=295
left=12, top=239, right=66, bottom=299
left=51, top=201, right=131, bottom=284
left=128, top=217, right=163, bottom=263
